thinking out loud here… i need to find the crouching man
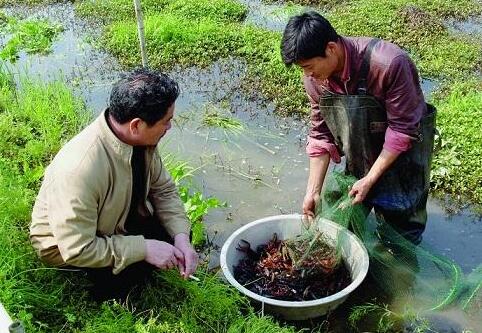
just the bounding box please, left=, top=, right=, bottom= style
left=30, top=68, right=198, bottom=300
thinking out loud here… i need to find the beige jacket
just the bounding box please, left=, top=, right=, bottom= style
left=30, top=110, right=190, bottom=274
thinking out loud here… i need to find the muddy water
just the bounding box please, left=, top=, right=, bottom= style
left=2, top=2, right=481, bottom=331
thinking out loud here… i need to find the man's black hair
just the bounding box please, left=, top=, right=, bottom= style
left=281, top=11, right=340, bottom=66
left=109, top=68, right=180, bottom=126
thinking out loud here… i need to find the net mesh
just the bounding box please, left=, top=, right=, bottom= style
left=317, top=171, right=481, bottom=316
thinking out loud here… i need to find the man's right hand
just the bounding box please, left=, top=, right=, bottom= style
left=145, top=239, right=184, bottom=270
left=303, top=192, right=320, bottom=217
left=303, top=155, right=330, bottom=218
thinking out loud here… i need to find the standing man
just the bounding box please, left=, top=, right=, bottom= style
left=281, top=12, right=436, bottom=244
left=30, top=68, right=198, bottom=299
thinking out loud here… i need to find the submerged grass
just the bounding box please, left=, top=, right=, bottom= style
left=348, top=302, right=432, bottom=333
left=0, top=67, right=298, bottom=332
left=202, top=107, right=245, bottom=136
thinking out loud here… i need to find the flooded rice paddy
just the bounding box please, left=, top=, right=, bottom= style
left=2, top=2, right=481, bottom=331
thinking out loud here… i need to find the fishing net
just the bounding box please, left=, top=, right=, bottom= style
left=318, top=171, right=482, bottom=316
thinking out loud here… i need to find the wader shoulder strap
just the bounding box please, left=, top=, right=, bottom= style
left=357, top=38, right=380, bottom=95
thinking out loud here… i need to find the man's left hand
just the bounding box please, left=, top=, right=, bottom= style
left=349, top=176, right=376, bottom=205
left=174, top=233, right=198, bottom=279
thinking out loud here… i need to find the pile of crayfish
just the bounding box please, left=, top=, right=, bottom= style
left=233, top=233, right=351, bottom=301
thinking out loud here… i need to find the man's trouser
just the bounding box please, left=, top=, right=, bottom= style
left=83, top=217, right=172, bottom=302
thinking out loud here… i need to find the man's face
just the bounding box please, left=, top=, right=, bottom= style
left=137, top=103, right=175, bottom=146
left=297, top=43, right=339, bottom=82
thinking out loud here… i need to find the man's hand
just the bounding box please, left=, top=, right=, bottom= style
left=174, top=233, right=198, bottom=279
left=145, top=239, right=184, bottom=270
left=349, top=176, right=376, bottom=205
left=303, top=192, right=320, bottom=217
left=349, top=148, right=401, bottom=205
left=303, top=154, right=330, bottom=218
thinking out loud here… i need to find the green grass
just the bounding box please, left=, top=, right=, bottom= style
left=0, top=66, right=94, bottom=331
left=0, top=68, right=89, bottom=188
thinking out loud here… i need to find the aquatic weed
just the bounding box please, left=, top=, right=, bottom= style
left=0, top=14, right=63, bottom=62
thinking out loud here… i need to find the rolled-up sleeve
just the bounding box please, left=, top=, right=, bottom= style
left=49, top=171, right=146, bottom=275
left=304, top=76, right=341, bottom=162
left=148, top=152, right=190, bottom=237
left=383, top=55, right=426, bottom=153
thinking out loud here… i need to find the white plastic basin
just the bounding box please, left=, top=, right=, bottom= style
left=220, top=214, right=369, bottom=320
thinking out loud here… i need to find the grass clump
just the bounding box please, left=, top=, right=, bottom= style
left=0, top=13, right=63, bottom=62
left=105, top=14, right=245, bottom=68
left=76, top=0, right=247, bottom=24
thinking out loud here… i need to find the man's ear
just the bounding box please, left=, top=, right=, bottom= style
left=326, top=41, right=338, bottom=56
left=129, top=118, right=142, bottom=135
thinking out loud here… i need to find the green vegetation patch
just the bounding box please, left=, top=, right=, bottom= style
left=102, top=12, right=305, bottom=113
left=76, top=0, right=248, bottom=24
left=0, top=13, right=63, bottom=62
left=328, top=0, right=481, bottom=79
left=105, top=14, right=245, bottom=67
left=431, top=79, right=482, bottom=203
left=202, top=106, right=245, bottom=135
left=0, top=68, right=88, bottom=188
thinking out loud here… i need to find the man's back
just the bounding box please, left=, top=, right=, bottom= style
left=30, top=112, right=147, bottom=273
